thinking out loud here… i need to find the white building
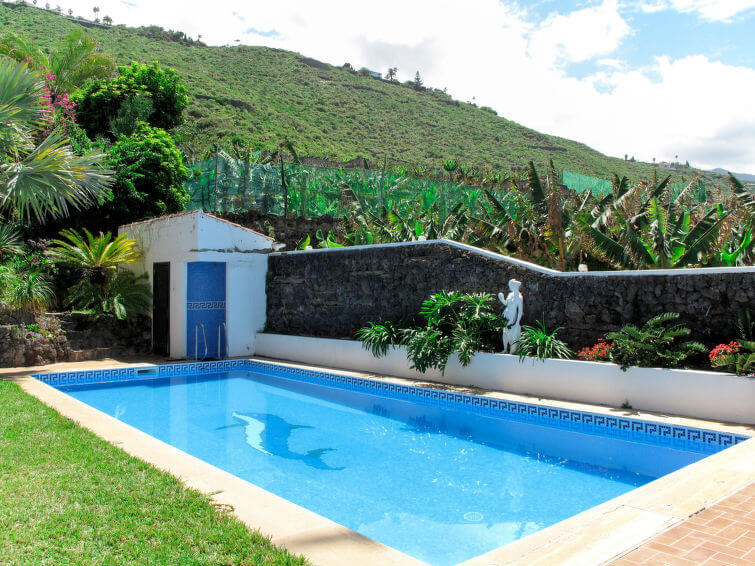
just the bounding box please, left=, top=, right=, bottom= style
left=119, top=210, right=274, bottom=360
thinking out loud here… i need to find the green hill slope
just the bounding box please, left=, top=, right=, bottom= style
left=0, top=3, right=716, bottom=183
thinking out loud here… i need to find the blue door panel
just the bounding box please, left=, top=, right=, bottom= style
left=186, top=262, right=226, bottom=359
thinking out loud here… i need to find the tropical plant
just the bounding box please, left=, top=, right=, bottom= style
left=475, top=161, right=590, bottom=270
left=50, top=228, right=141, bottom=281
left=515, top=319, right=571, bottom=361
left=606, top=312, right=706, bottom=370
left=0, top=59, right=111, bottom=224
left=357, top=291, right=502, bottom=373
left=579, top=175, right=733, bottom=269
left=0, top=223, right=24, bottom=258
left=356, top=320, right=407, bottom=358
left=0, top=258, right=54, bottom=313
left=67, top=270, right=150, bottom=319
left=0, top=29, right=115, bottom=96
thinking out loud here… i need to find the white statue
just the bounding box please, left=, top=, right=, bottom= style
left=498, top=279, right=523, bottom=354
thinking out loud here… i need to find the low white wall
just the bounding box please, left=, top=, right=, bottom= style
left=254, top=333, right=755, bottom=425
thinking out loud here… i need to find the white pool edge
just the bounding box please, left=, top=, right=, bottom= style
left=254, top=333, right=755, bottom=425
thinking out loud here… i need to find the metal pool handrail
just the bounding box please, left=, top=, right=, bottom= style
left=195, top=322, right=208, bottom=360
left=218, top=322, right=228, bottom=360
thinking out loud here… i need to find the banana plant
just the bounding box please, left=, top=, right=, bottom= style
left=579, top=200, right=732, bottom=269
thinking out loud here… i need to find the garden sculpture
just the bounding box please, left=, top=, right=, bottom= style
left=499, top=279, right=523, bottom=354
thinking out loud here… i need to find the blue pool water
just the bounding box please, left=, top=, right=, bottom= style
left=56, top=367, right=729, bottom=565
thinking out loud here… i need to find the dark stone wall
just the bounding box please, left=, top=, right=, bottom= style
left=266, top=242, right=755, bottom=348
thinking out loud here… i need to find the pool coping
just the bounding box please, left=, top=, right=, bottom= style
left=10, top=357, right=755, bottom=566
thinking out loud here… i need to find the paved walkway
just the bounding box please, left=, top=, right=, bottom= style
left=611, top=481, right=755, bottom=565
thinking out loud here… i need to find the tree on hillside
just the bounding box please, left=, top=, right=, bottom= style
left=75, top=61, right=188, bottom=141
left=385, top=67, right=397, bottom=81
left=92, top=6, right=99, bottom=21
left=0, top=30, right=115, bottom=97
left=413, top=71, right=423, bottom=90
left=103, top=15, right=112, bottom=25
left=0, top=59, right=111, bottom=224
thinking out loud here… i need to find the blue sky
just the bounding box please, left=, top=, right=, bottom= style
left=62, top=0, right=755, bottom=172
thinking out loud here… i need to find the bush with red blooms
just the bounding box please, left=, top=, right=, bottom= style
left=576, top=338, right=614, bottom=362
left=709, top=341, right=739, bottom=364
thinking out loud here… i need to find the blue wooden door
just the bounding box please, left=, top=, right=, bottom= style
left=186, top=262, right=226, bottom=359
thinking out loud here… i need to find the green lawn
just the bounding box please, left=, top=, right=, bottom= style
left=0, top=380, right=308, bottom=566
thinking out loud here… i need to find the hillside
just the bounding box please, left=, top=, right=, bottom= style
left=0, top=3, right=722, bottom=183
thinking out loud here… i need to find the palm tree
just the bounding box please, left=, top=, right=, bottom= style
left=0, top=59, right=111, bottom=224
left=0, top=29, right=115, bottom=96
left=103, top=15, right=112, bottom=25
left=51, top=228, right=141, bottom=284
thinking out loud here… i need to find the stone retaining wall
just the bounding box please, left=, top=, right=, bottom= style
left=0, top=313, right=151, bottom=368
left=266, top=241, right=755, bottom=348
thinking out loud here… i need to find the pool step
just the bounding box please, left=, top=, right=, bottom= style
left=68, top=347, right=112, bottom=362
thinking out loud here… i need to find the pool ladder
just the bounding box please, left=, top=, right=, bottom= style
left=217, top=322, right=228, bottom=360
left=194, top=322, right=208, bottom=361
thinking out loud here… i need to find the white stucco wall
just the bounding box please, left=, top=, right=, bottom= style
left=254, top=333, right=755, bottom=424
left=119, top=211, right=272, bottom=359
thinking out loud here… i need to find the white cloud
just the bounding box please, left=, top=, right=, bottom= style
left=53, top=0, right=755, bottom=171
left=528, top=0, right=631, bottom=65
left=639, top=1, right=755, bottom=22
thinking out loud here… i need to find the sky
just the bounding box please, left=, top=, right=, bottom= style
left=57, top=0, right=755, bottom=173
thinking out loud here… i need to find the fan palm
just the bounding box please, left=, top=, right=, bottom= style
left=0, top=30, right=115, bottom=96
left=0, top=59, right=111, bottom=223
left=0, top=223, right=23, bottom=258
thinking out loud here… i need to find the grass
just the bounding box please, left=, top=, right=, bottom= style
left=0, top=3, right=723, bottom=185
left=0, top=379, right=308, bottom=566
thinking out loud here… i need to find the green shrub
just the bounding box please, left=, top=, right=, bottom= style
left=75, top=61, right=188, bottom=140
left=606, top=312, right=705, bottom=370
left=515, top=319, right=571, bottom=361
left=356, top=291, right=502, bottom=373
left=67, top=270, right=150, bottom=319
left=102, top=123, right=189, bottom=227
left=0, top=260, right=54, bottom=313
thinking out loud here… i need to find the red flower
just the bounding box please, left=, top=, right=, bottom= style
left=709, top=341, right=739, bottom=363
left=577, top=339, right=614, bottom=362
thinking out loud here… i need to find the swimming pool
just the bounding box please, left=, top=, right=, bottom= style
left=35, top=360, right=749, bottom=566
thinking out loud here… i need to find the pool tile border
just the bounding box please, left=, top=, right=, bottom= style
left=33, top=358, right=750, bottom=450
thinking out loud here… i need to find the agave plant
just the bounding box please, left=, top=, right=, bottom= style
left=0, top=59, right=111, bottom=224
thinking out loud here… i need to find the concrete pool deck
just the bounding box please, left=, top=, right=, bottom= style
left=4, top=356, right=754, bottom=566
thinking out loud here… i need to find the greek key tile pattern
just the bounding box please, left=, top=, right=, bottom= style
left=34, top=359, right=750, bottom=450
left=186, top=301, right=226, bottom=310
